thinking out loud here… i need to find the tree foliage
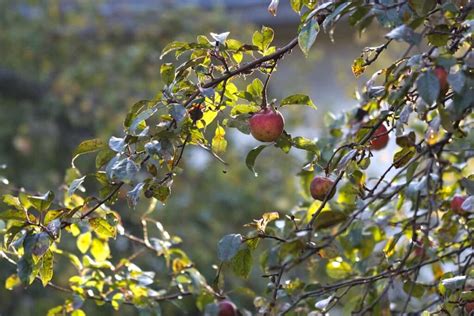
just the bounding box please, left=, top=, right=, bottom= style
left=1, top=0, right=473, bottom=315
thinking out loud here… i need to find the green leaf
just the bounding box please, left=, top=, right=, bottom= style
left=72, top=139, right=105, bottom=166
left=298, top=18, right=320, bottom=57
left=230, top=104, right=259, bottom=116
left=290, top=0, right=302, bottom=13
left=47, top=305, right=64, bottom=316
left=416, top=70, right=440, bottom=105
left=25, top=232, right=51, bottom=258
left=71, top=310, right=86, bottom=316
left=149, top=185, right=171, bottom=203
left=2, top=194, right=23, bottom=210
left=441, top=276, right=466, bottom=291
left=322, top=2, right=350, bottom=32
left=160, top=63, right=175, bottom=85
left=427, top=25, right=450, bottom=46
left=127, top=182, right=145, bottom=208
left=326, top=259, right=352, bottom=279
left=130, top=108, right=157, bottom=135
left=460, top=177, right=474, bottom=195
left=314, top=210, right=347, bottom=230
left=89, top=217, right=117, bottom=239
left=247, top=78, right=264, bottom=98
left=217, top=234, right=242, bottom=262
left=252, top=26, right=274, bottom=53
left=106, top=158, right=139, bottom=183
left=280, top=94, right=316, bottom=109
left=17, top=256, right=36, bottom=285
left=447, top=71, right=466, bottom=94
left=274, top=131, right=292, bottom=153
left=28, top=191, right=55, bottom=212
left=108, top=136, right=125, bottom=153
left=96, top=148, right=116, bottom=169
left=292, top=136, right=318, bottom=152
left=170, top=104, right=187, bottom=122
left=38, top=250, right=54, bottom=287
left=393, top=147, right=415, bottom=168
left=386, top=25, right=421, bottom=45
left=245, top=145, right=268, bottom=177
left=408, top=0, right=436, bottom=16
left=403, top=280, right=425, bottom=298
left=160, top=41, right=189, bottom=59
left=68, top=176, right=86, bottom=196
left=231, top=248, right=252, bottom=279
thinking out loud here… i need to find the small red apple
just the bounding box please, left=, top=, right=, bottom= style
left=310, top=176, right=335, bottom=201
left=217, top=300, right=237, bottom=316
left=369, top=124, right=389, bottom=150
left=451, top=195, right=467, bottom=214
left=249, top=107, right=285, bottom=142
left=434, top=66, right=449, bottom=95
left=465, top=302, right=474, bottom=315
left=413, top=239, right=433, bottom=257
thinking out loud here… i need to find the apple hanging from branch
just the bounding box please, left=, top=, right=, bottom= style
left=217, top=300, right=238, bottom=316
left=249, top=107, right=285, bottom=142
left=310, top=176, right=335, bottom=201
left=369, top=124, right=389, bottom=150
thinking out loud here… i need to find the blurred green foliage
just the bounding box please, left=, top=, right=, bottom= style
left=0, top=1, right=297, bottom=314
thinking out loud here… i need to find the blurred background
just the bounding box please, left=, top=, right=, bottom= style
left=0, top=1, right=407, bottom=315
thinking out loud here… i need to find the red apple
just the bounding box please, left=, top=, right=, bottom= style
left=369, top=124, right=389, bottom=150
left=434, top=66, right=449, bottom=94
left=451, top=195, right=467, bottom=214
left=413, top=239, right=433, bottom=257
left=310, top=176, right=335, bottom=201
left=218, top=300, right=237, bottom=316
left=249, top=107, right=285, bottom=142
left=465, top=302, right=474, bottom=315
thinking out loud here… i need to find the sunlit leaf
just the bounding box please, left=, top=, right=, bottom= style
left=89, top=217, right=117, bottom=239
left=298, top=18, right=320, bottom=57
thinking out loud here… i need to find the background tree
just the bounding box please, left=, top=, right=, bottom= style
left=1, top=0, right=473, bottom=315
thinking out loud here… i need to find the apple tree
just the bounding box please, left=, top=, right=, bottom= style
left=1, top=0, right=473, bottom=315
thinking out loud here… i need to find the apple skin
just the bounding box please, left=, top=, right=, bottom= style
left=217, top=300, right=237, bottom=316
left=451, top=195, right=467, bottom=214
left=369, top=124, right=389, bottom=150
left=249, top=108, right=285, bottom=142
left=310, top=176, right=335, bottom=201
left=465, top=302, right=474, bottom=315
left=413, top=239, right=433, bottom=257
left=434, top=66, right=449, bottom=94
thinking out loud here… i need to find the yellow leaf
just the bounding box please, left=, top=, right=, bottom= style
left=5, top=274, right=21, bottom=290
left=77, top=232, right=92, bottom=254
left=212, top=124, right=227, bottom=154
left=90, top=238, right=110, bottom=262
left=39, top=250, right=54, bottom=287
left=351, top=57, right=366, bottom=77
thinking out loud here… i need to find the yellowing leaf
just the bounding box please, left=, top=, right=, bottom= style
left=326, top=258, right=352, bottom=279
left=196, top=109, right=218, bottom=129
left=172, top=257, right=191, bottom=273
left=89, top=217, right=116, bottom=239
left=351, top=57, right=366, bottom=77
left=90, top=238, right=110, bottom=262
left=39, top=250, right=54, bottom=287
left=77, top=232, right=92, bottom=254
left=212, top=124, right=227, bottom=154
left=5, top=274, right=21, bottom=290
